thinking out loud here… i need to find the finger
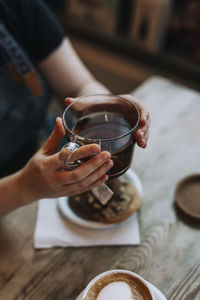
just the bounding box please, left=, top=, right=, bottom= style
left=65, top=97, right=86, bottom=111
left=120, top=94, right=150, bottom=127
left=61, top=160, right=112, bottom=195
left=46, top=143, right=102, bottom=171
left=136, top=133, right=146, bottom=148
left=66, top=174, right=109, bottom=196
left=42, top=117, right=65, bottom=155
left=65, top=97, right=75, bottom=107
left=134, top=109, right=150, bottom=147
left=141, top=118, right=150, bottom=138
left=83, top=174, right=109, bottom=191
left=135, top=121, right=150, bottom=148
left=143, top=131, right=150, bottom=146
left=58, top=143, right=101, bottom=169
left=65, top=159, right=113, bottom=189
left=69, top=144, right=100, bottom=163
left=135, top=101, right=150, bottom=127
left=136, top=117, right=150, bottom=141
left=59, top=151, right=112, bottom=184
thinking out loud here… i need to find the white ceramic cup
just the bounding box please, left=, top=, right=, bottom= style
left=77, top=269, right=156, bottom=300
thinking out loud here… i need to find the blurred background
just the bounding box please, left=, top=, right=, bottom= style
left=44, top=0, right=200, bottom=94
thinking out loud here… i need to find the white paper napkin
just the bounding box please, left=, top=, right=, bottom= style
left=34, top=197, right=140, bottom=249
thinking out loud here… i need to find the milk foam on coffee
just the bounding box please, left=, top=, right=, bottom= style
left=84, top=272, right=153, bottom=300
left=96, top=281, right=133, bottom=300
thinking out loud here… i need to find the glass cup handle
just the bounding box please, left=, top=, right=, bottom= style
left=59, top=142, right=82, bottom=170
left=58, top=142, right=113, bottom=205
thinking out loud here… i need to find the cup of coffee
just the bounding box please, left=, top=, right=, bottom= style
left=62, top=94, right=140, bottom=178
left=77, top=269, right=155, bottom=300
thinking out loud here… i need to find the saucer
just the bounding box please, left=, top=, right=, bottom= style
left=147, top=282, right=167, bottom=300
left=76, top=280, right=167, bottom=300
left=57, top=169, right=143, bottom=230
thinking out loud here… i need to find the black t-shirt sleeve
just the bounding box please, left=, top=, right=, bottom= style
left=2, top=0, right=66, bottom=63
left=22, top=0, right=66, bottom=62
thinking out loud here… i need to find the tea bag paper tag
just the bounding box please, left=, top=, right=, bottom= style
left=92, top=184, right=113, bottom=205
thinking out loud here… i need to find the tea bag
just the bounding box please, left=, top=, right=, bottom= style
left=92, top=184, right=113, bottom=205
left=58, top=143, right=113, bottom=205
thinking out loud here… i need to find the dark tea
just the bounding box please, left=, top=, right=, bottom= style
left=72, top=111, right=136, bottom=178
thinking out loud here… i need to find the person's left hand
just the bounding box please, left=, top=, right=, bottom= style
left=120, top=94, right=150, bottom=148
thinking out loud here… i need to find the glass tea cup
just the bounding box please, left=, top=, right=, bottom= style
left=62, top=94, right=140, bottom=179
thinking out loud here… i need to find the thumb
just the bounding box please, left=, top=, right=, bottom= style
left=65, top=97, right=86, bottom=111
left=65, top=97, right=75, bottom=107
left=42, top=117, right=65, bottom=155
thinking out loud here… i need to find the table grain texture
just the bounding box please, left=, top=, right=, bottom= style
left=0, top=77, right=200, bottom=300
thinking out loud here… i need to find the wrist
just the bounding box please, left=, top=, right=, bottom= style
left=0, top=169, right=37, bottom=217
left=16, top=168, right=38, bottom=206
left=77, top=80, right=110, bottom=97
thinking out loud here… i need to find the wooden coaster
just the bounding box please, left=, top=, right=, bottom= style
left=175, top=174, right=200, bottom=220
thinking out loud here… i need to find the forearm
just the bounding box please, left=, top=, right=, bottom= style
left=0, top=171, right=28, bottom=217
left=75, top=78, right=110, bottom=97
left=39, top=38, right=110, bottom=101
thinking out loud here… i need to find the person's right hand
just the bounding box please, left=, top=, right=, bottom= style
left=19, top=117, right=113, bottom=205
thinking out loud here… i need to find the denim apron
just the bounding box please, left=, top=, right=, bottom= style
left=0, top=22, right=50, bottom=177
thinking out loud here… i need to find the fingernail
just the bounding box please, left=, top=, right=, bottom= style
left=65, top=98, right=73, bottom=106
left=141, top=117, right=147, bottom=126
left=102, top=152, right=111, bottom=161
left=140, top=131, right=144, bottom=138
left=104, top=175, right=109, bottom=181
left=94, top=144, right=101, bottom=152
left=55, top=117, right=60, bottom=127
left=141, top=139, right=146, bottom=147
left=106, top=159, right=113, bottom=168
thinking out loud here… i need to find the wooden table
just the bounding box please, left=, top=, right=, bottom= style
left=0, top=77, right=200, bottom=300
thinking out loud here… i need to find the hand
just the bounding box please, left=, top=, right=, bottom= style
left=19, top=118, right=113, bottom=204
left=120, top=94, right=150, bottom=148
